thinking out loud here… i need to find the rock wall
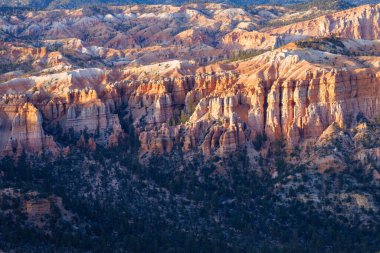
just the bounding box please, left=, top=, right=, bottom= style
left=129, top=67, right=380, bottom=157
left=1, top=102, right=58, bottom=157
left=270, top=4, right=380, bottom=40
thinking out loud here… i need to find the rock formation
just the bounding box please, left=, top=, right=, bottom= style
left=1, top=3, right=380, bottom=159
left=1, top=102, right=58, bottom=157
left=270, top=4, right=380, bottom=41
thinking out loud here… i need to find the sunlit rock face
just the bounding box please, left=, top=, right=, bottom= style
left=1, top=3, right=380, bottom=158
left=269, top=4, right=380, bottom=40
left=1, top=102, right=58, bottom=157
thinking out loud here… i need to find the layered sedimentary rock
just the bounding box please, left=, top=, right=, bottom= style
left=2, top=3, right=380, bottom=159
left=2, top=42, right=380, bottom=158
left=270, top=4, right=380, bottom=41
left=1, top=102, right=58, bottom=157
left=0, top=83, right=123, bottom=156
left=50, top=87, right=123, bottom=144
left=0, top=3, right=310, bottom=77
left=222, top=30, right=280, bottom=50
left=128, top=46, right=380, bottom=157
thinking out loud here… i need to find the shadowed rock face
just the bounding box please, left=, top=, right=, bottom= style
left=1, top=3, right=380, bottom=158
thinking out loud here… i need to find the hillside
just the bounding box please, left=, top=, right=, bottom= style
left=0, top=0, right=377, bottom=9
left=0, top=2, right=380, bottom=253
left=291, top=0, right=355, bottom=11
left=270, top=3, right=380, bottom=40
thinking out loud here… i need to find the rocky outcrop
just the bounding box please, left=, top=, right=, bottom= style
left=3, top=44, right=380, bottom=159
left=139, top=124, right=176, bottom=154
left=2, top=102, right=58, bottom=157
left=270, top=4, right=380, bottom=41
left=0, top=86, right=123, bottom=157
left=131, top=47, right=380, bottom=157
left=23, top=193, right=72, bottom=229
left=222, top=30, right=279, bottom=50
left=2, top=3, right=380, bottom=160
left=47, top=88, right=123, bottom=143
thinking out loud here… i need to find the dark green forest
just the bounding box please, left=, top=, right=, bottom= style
left=0, top=134, right=379, bottom=252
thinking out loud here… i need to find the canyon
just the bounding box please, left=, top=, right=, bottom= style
left=1, top=3, right=380, bottom=162
left=0, top=2, right=380, bottom=252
